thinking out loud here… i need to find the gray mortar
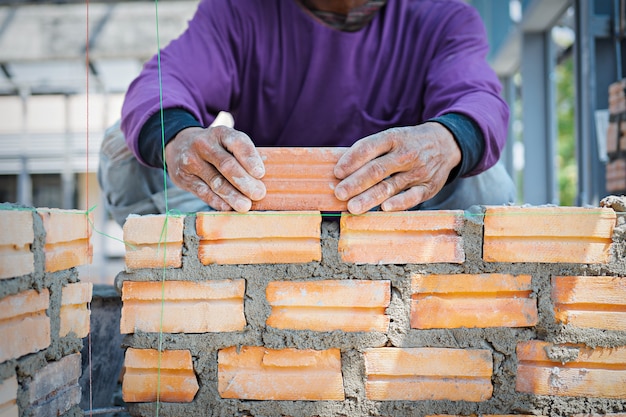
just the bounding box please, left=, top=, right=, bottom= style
left=115, top=204, right=626, bottom=417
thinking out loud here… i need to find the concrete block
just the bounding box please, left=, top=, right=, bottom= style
left=121, top=280, right=246, bottom=334
left=0, top=376, right=18, bottom=417
left=339, top=211, right=464, bottom=264
left=123, top=214, right=184, bottom=270
left=197, top=211, right=321, bottom=264
left=483, top=206, right=615, bottom=263
left=410, top=273, right=537, bottom=329
left=122, top=348, right=199, bottom=403
left=26, top=353, right=81, bottom=417
left=60, top=282, right=92, bottom=338
left=218, top=346, right=344, bottom=400
left=363, top=347, right=493, bottom=401
left=266, top=280, right=390, bottom=332
left=0, top=289, right=50, bottom=362
left=0, top=209, right=34, bottom=279
left=39, top=208, right=92, bottom=272
left=516, top=340, right=626, bottom=398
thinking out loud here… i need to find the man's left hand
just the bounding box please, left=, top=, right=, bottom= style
left=333, top=123, right=461, bottom=214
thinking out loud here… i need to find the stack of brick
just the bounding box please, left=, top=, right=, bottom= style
left=0, top=206, right=92, bottom=417
left=114, top=149, right=626, bottom=417
left=607, top=79, right=626, bottom=193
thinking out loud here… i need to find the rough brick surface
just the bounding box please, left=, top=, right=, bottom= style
left=516, top=340, right=626, bottom=398
left=0, top=289, right=50, bottom=362
left=218, top=346, right=344, bottom=400
left=553, top=276, right=626, bottom=331
left=364, top=347, right=493, bottom=401
left=339, top=211, right=464, bottom=264
left=0, top=376, right=18, bottom=417
left=39, top=208, right=92, bottom=272
left=121, top=280, right=246, bottom=334
left=60, top=282, right=92, bottom=338
left=122, top=348, right=199, bottom=403
left=123, top=214, right=184, bottom=269
left=266, top=280, right=390, bottom=332
left=0, top=209, right=34, bottom=279
left=410, top=274, right=537, bottom=329
left=197, top=211, right=321, bottom=264
left=251, top=147, right=347, bottom=211
left=483, top=206, right=615, bottom=263
left=26, top=353, right=81, bottom=417
left=606, top=158, right=626, bottom=192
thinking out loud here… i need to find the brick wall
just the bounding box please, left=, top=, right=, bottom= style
left=116, top=199, right=626, bottom=417
left=607, top=80, right=626, bottom=193
left=0, top=206, right=92, bottom=417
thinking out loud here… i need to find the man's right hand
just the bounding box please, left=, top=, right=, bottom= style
left=164, top=125, right=266, bottom=212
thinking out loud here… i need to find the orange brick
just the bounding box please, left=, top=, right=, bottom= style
left=483, top=206, right=615, bottom=263
left=552, top=276, right=626, bottom=331
left=27, top=353, right=81, bottom=417
left=218, top=346, right=344, bottom=400
left=339, top=211, right=464, bottom=264
left=122, top=348, right=198, bottom=403
left=197, top=211, right=321, bottom=264
left=0, top=289, right=50, bottom=362
left=121, top=280, right=245, bottom=334
left=606, top=159, right=626, bottom=192
left=0, top=209, right=34, bottom=279
left=60, top=282, right=92, bottom=338
left=250, top=147, right=347, bottom=211
left=607, top=122, right=618, bottom=153
left=364, top=347, right=493, bottom=401
left=516, top=340, right=626, bottom=398
left=123, top=214, right=184, bottom=269
left=0, top=376, right=18, bottom=417
left=266, top=280, right=390, bottom=332
left=410, top=274, right=537, bottom=329
left=38, top=209, right=92, bottom=272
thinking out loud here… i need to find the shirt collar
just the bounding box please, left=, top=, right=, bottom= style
left=299, top=0, right=387, bottom=32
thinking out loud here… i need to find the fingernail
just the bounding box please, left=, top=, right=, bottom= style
left=335, top=186, right=347, bottom=201
left=235, top=198, right=252, bottom=213
left=250, top=184, right=266, bottom=201
left=347, top=199, right=362, bottom=214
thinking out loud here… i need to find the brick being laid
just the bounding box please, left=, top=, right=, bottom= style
left=266, top=279, right=390, bottom=332
left=410, top=273, right=537, bottom=329
left=197, top=211, right=321, bottom=264
left=38, top=208, right=92, bottom=272
left=121, top=280, right=246, bottom=334
left=218, top=346, right=344, bottom=400
left=25, top=353, right=81, bottom=417
left=339, top=211, right=464, bottom=264
left=122, top=348, right=199, bottom=403
left=483, top=206, right=616, bottom=263
left=60, top=282, right=92, bottom=338
left=0, top=209, right=34, bottom=279
left=363, top=347, right=493, bottom=401
left=251, top=147, right=348, bottom=211
left=0, top=376, right=18, bottom=417
left=516, top=340, right=626, bottom=398
left=0, top=289, right=50, bottom=363
left=123, top=214, right=184, bottom=270
left=552, top=276, right=626, bottom=331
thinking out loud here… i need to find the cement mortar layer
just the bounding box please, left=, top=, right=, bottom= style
left=117, top=204, right=626, bottom=417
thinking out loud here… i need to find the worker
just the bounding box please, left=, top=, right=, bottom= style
left=99, top=0, right=516, bottom=226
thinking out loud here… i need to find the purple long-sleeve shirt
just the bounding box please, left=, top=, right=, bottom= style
left=121, top=0, right=508, bottom=176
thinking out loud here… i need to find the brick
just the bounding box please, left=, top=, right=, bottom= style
left=606, top=159, right=626, bottom=192
left=197, top=211, right=321, bottom=264
left=364, top=347, right=493, bottom=401
left=410, top=274, right=537, bottom=329
left=0, top=209, right=34, bottom=279
left=60, top=282, right=92, bottom=338
left=552, top=276, right=626, bottom=331
left=39, top=209, right=92, bottom=272
left=121, top=280, right=245, bottom=334
left=483, top=206, right=615, bottom=263
left=339, top=211, right=464, bottom=264
left=123, top=214, right=184, bottom=269
left=0, top=289, right=50, bottom=362
left=122, top=348, right=199, bottom=403
left=516, top=340, right=626, bottom=398
left=250, top=147, right=347, bottom=211
left=218, top=346, right=344, bottom=400
left=26, top=353, right=81, bottom=417
left=266, top=280, right=390, bottom=332
left=0, top=376, right=18, bottom=417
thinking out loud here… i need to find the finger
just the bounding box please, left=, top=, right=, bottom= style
left=335, top=152, right=400, bottom=202
left=346, top=173, right=409, bottom=214
left=174, top=170, right=233, bottom=212
left=380, top=185, right=430, bottom=212
left=334, top=133, right=394, bottom=180
left=192, top=162, right=254, bottom=212
left=219, top=127, right=266, bottom=179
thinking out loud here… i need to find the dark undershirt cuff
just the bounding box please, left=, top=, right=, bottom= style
left=138, top=108, right=203, bottom=168
left=427, top=113, right=485, bottom=184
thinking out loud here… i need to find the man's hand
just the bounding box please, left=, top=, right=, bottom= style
left=333, top=123, right=461, bottom=214
left=164, top=125, right=266, bottom=212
